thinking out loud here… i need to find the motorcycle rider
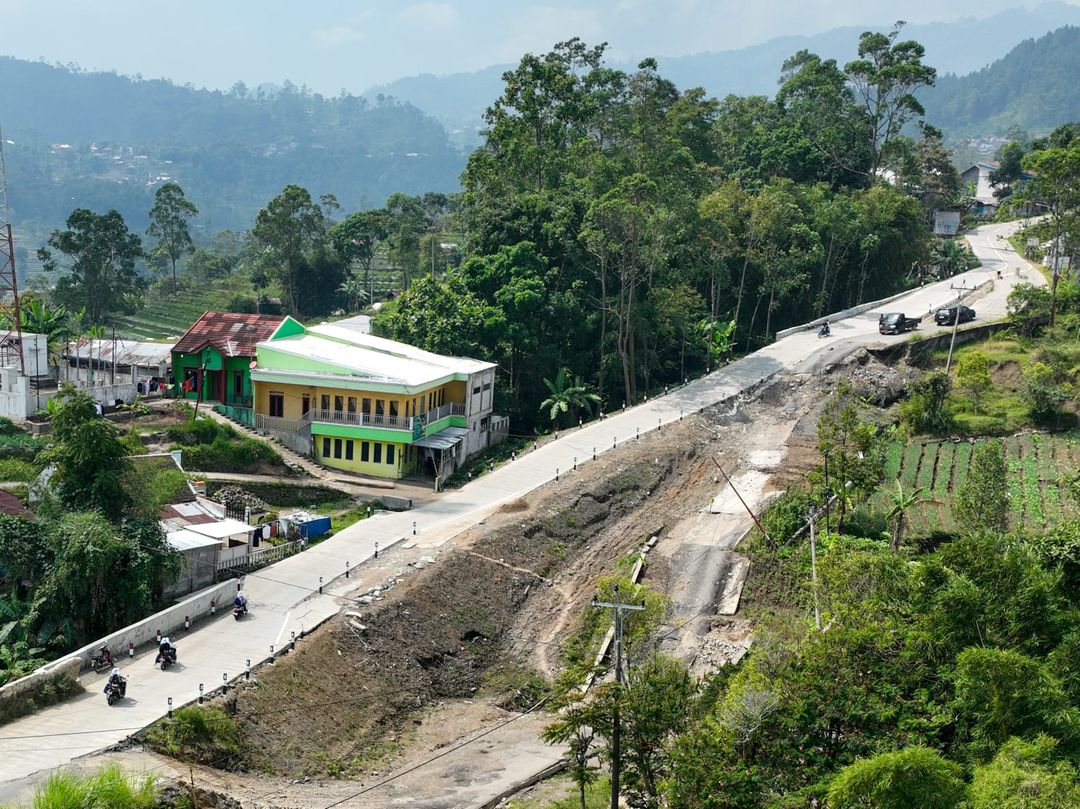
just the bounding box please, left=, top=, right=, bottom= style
left=818, top=320, right=831, bottom=337
left=104, top=666, right=126, bottom=698
left=155, top=636, right=175, bottom=665
left=233, top=590, right=248, bottom=614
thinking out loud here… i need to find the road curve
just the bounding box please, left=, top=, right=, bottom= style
left=0, top=220, right=1042, bottom=798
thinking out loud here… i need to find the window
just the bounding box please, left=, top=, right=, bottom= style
left=362, top=397, right=371, bottom=414
left=347, top=397, right=357, bottom=413
left=373, top=443, right=383, bottom=463
left=233, top=371, right=244, bottom=396
left=269, top=392, right=284, bottom=417
left=301, top=394, right=311, bottom=415
left=439, top=388, right=445, bottom=405
left=482, top=382, right=492, bottom=392
left=389, top=401, right=398, bottom=417
left=334, top=438, right=342, bottom=459
left=386, top=444, right=395, bottom=464
left=375, top=399, right=385, bottom=416
left=320, top=394, right=330, bottom=411
left=345, top=440, right=354, bottom=461
left=334, top=395, right=344, bottom=412
left=361, top=441, right=370, bottom=462
left=473, top=385, right=481, bottom=395
left=322, top=437, right=331, bottom=457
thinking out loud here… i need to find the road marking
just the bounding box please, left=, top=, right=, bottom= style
left=273, top=611, right=292, bottom=649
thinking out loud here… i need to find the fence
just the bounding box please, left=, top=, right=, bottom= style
left=215, top=539, right=302, bottom=574
left=214, top=403, right=254, bottom=427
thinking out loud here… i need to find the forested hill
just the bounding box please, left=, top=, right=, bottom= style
left=921, top=26, right=1080, bottom=136
left=0, top=57, right=466, bottom=237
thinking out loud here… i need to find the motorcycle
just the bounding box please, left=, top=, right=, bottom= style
left=104, top=676, right=126, bottom=705
left=157, top=646, right=177, bottom=671
left=817, top=324, right=831, bottom=338
left=233, top=602, right=247, bottom=620
left=91, top=647, right=114, bottom=673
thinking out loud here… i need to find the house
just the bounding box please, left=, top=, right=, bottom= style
left=961, top=162, right=1037, bottom=219
left=961, top=162, right=1001, bottom=218
left=170, top=312, right=285, bottom=412
left=249, top=318, right=508, bottom=485
left=63, top=337, right=172, bottom=396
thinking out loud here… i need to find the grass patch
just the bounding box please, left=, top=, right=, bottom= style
left=328, top=503, right=375, bottom=534
left=143, top=705, right=250, bottom=769
left=507, top=775, right=613, bottom=809
left=8, top=763, right=158, bottom=809
left=0, top=457, right=40, bottom=482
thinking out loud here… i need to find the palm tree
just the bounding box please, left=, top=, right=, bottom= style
left=338, top=274, right=369, bottom=312
left=886, top=480, right=927, bottom=552
left=539, top=368, right=603, bottom=426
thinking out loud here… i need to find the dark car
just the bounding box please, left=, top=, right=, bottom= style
left=878, top=312, right=921, bottom=335
left=934, top=305, right=976, bottom=326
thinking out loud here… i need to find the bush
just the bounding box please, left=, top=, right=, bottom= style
left=166, top=417, right=234, bottom=446
left=0, top=417, right=24, bottom=436
left=900, top=370, right=954, bottom=435
left=0, top=457, right=40, bottom=482
left=207, top=480, right=344, bottom=507
left=760, top=486, right=816, bottom=545
left=0, top=432, right=46, bottom=461
left=226, top=293, right=259, bottom=314
left=23, top=763, right=157, bottom=809
left=144, top=705, right=246, bottom=768
left=179, top=436, right=282, bottom=473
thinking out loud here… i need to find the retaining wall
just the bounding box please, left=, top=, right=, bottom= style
left=0, top=578, right=239, bottom=719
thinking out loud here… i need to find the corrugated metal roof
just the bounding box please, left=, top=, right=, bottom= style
left=65, top=338, right=172, bottom=367
left=167, top=529, right=222, bottom=551
left=172, top=312, right=285, bottom=358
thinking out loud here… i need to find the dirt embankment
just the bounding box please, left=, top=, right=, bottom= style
left=217, top=436, right=700, bottom=779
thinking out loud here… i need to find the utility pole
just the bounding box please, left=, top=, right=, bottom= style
left=592, top=583, right=646, bottom=809
left=804, top=481, right=851, bottom=632
left=944, top=282, right=973, bottom=373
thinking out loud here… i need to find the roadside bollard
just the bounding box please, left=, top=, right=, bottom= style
left=128, top=642, right=134, bottom=659
left=246, top=659, right=251, bottom=680
left=210, top=599, right=216, bottom=616
left=512, top=451, right=517, bottom=460
left=573, top=456, right=577, bottom=470
left=658, top=417, right=662, bottom=432
left=222, top=673, right=228, bottom=694
left=555, top=430, right=559, bottom=440
left=578, top=417, right=582, bottom=427
left=270, top=644, right=275, bottom=659
left=184, top=615, right=190, bottom=630
left=412, top=521, right=417, bottom=535
left=198, top=683, right=204, bottom=704
left=167, top=697, right=173, bottom=718
left=319, top=576, right=323, bottom=594
left=291, top=631, right=296, bottom=645
left=680, top=409, right=684, bottom=421
left=375, top=541, right=379, bottom=559
left=613, top=436, right=617, bottom=449
left=155, top=629, right=161, bottom=644
left=555, top=467, right=559, bottom=482
left=636, top=427, right=640, bottom=441
left=345, top=561, right=350, bottom=578
left=593, top=447, right=596, bottom=461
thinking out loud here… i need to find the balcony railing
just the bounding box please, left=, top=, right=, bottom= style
left=255, top=413, right=305, bottom=433
left=299, top=401, right=467, bottom=433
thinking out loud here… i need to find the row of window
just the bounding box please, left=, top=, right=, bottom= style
left=266, top=389, right=449, bottom=420
left=321, top=437, right=397, bottom=465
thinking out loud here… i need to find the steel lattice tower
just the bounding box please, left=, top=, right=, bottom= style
left=0, top=125, right=25, bottom=373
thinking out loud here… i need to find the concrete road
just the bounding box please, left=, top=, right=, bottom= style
left=0, top=220, right=1042, bottom=798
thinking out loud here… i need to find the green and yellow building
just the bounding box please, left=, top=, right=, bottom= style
left=250, top=318, right=506, bottom=484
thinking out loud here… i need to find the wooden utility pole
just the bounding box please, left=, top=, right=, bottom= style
left=944, top=282, right=973, bottom=373
left=592, top=583, right=646, bottom=809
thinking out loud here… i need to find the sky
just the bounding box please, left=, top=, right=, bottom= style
left=0, top=0, right=1072, bottom=93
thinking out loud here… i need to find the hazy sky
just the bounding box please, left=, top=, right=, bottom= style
left=0, top=0, right=1070, bottom=93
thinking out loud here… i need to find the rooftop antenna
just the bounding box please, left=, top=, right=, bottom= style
left=0, top=125, right=25, bottom=374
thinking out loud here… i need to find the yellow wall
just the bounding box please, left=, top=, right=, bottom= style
left=315, top=435, right=416, bottom=479
left=253, top=380, right=458, bottom=421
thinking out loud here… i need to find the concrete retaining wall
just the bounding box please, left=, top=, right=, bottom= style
left=0, top=657, right=82, bottom=704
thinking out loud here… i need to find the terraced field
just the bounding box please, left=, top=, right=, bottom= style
left=114, top=279, right=258, bottom=340
left=871, top=432, right=1080, bottom=536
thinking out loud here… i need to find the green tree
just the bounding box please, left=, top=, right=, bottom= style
left=953, top=647, right=1075, bottom=751
left=539, top=368, right=602, bottom=426
left=250, top=184, right=327, bottom=314
left=954, top=440, right=1008, bottom=533
left=900, top=370, right=953, bottom=434
left=146, top=182, right=198, bottom=287
left=337, top=274, right=369, bottom=312
left=331, top=208, right=388, bottom=304
left=955, top=350, right=992, bottom=414
left=816, top=383, right=889, bottom=528
left=826, top=747, right=965, bottom=809
left=43, top=385, right=131, bottom=520
left=38, top=209, right=144, bottom=326
left=1023, top=361, right=1067, bottom=423
left=970, top=735, right=1080, bottom=809
left=844, top=23, right=937, bottom=177
left=885, top=480, right=926, bottom=552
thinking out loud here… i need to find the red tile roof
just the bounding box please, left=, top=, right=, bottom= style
left=171, top=312, right=285, bottom=358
